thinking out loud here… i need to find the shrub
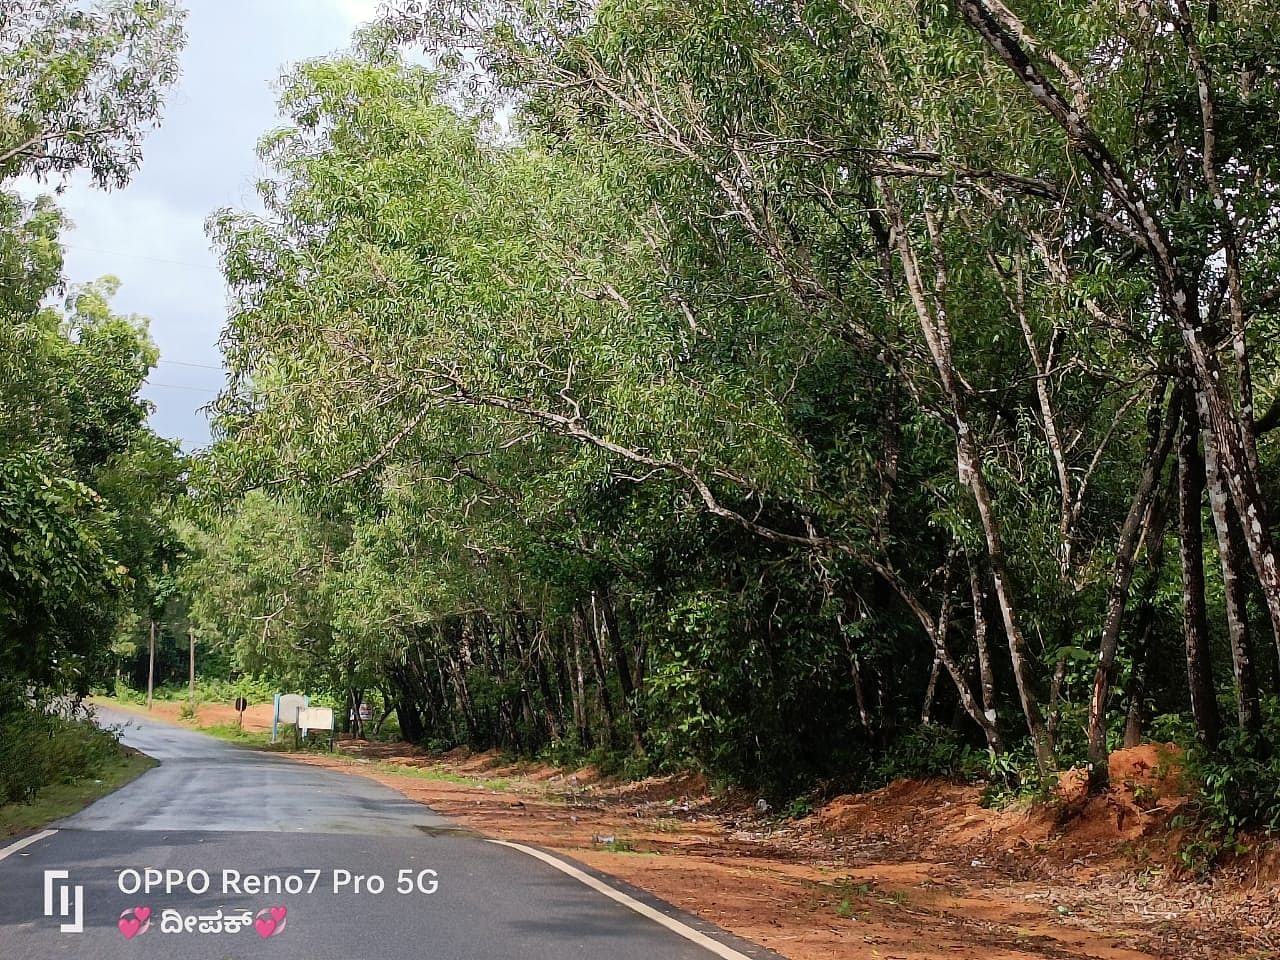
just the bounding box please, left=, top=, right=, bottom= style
left=1175, top=699, right=1280, bottom=874
left=872, top=724, right=985, bottom=785
left=0, top=701, right=125, bottom=805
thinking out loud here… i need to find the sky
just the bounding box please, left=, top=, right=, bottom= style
left=18, top=0, right=383, bottom=450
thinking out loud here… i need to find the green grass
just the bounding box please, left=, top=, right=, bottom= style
left=0, top=750, right=155, bottom=836
left=198, top=723, right=283, bottom=749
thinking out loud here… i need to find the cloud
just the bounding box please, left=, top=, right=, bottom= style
left=8, top=0, right=373, bottom=451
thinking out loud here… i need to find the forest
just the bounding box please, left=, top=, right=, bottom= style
left=6, top=0, right=1280, bottom=850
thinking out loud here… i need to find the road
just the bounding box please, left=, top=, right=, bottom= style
left=0, top=707, right=777, bottom=960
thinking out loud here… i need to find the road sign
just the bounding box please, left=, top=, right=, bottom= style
left=234, top=697, right=248, bottom=713
left=296, top=706, right=336, bottom=751
left=271, top=693, right=309, bottom=743
left=297, top=706, right=334, bottom=732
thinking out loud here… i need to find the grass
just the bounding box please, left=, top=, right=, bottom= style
left=367, top=759, right=511, bottom=791
left=0, top=750, right=156, bottom=837
left=199, top=723, right=282, bottom=749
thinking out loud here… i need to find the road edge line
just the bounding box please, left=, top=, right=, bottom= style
left=484, top=837, right=756, bottom=960
left=0, top=829, right=58, bottom=862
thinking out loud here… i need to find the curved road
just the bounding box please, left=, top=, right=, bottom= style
left=0, top=707, right=778, bottom=960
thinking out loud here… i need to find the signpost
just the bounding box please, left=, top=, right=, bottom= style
left=271, top=693, right=309, bottom=744
left=146, top=620, right=156, bottom=711
left=187, top=628, right=196, bottom=709
left=296, top=706, right=336, bottom=751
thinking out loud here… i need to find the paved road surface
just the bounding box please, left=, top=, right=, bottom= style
left=0, top=707, right=777, bottom=960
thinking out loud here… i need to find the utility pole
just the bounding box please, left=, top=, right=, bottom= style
left=188, top=627, right=196, bottom=708
left=147, top=619, right=156, bottom=711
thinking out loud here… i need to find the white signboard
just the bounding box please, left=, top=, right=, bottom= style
left=297, top=706, right=334, bottom=733
left=277, top=694, right=307, bottom=725
left=272, top=693, right=310, bottom=743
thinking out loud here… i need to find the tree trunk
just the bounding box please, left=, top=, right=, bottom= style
left=569, top=622, right=591, bottom=747
left=518, top=613, right=563, bottom=741
left=1203, top=406, right=1264, bottom=738
left=1086, top=382, right=1179, bottom=791
left=921, top=656, right=941, bottom=725
left=597, top=585, right=644, bottom=749
left=1122, top=619, right=1154, bottom=749
left=878, top=561, right=1004, bottom=755
left=147, top=619, right=156, bottom=711
left=881, top=186, right=1050, bottom=772
left=951, top=0, right=1280, bottom=680
left=1124, top=471, right=1177, bottom=749
left=851, top=653, right=872, bottom=733
left=969, top=560, right=998, bottom=729
left=578, top=602, right=618, bottom=739
left=1047, top=651, right=1068, bottom=748
left=1178, top=397, right=1222, bottom=752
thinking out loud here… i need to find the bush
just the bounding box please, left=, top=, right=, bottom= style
left=0, top=701, right=125, bottom=805
left=112, top=679, right=146, bottom=704
left=1176, top=700, right=1280, bottom=874
left=872, top=724, right=986, bottom=785
left=144, top=675, right=279, bottom=706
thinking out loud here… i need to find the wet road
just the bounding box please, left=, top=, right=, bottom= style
left=0, top=708, right=776, bottom=960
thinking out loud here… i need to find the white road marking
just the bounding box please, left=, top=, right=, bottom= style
left=0, top=829, right=58, bottom=861
left=485, top=838, right=756, bottom=960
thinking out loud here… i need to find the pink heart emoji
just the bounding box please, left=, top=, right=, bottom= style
left=254, top=917, right=276, bottom=939
left=118, top=917, right=141, bottom=940
left=134, top=907, right=151, bottom=923
left=270, top=906, right=287, bottom=923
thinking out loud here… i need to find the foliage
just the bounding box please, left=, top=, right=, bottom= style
left=0, top=0, right=186, bottom=187
left=871, top=725, right=986, bottom=786
left=0, top=2, right=185, bottom=801
left=0, top=695, right=126, bottom=805
left=6, top=0, right=1274, bottom=838
left=179, top=0, right=1280, bottom=815
left=1177, top=702, right=1280, bottom=872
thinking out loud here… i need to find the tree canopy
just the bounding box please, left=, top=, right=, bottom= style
left=179, top=0, right=1280, bottom=816
left=0, top=0, right=186, bottom=700
left=7, top=0, right=1280, bottom=828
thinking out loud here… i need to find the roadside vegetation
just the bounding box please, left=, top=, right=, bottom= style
left=8, top=0, right=1280, bottom=884
left=184, top=0, right=1280, bottom=865
left=0, top=693, right=156, bottom=833
left=0, top=0, right=188, bottom=812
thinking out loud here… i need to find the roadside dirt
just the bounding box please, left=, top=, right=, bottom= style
left=109, top=701, right=1278, bottom=960
left=113, top=699, right=277, bottom=731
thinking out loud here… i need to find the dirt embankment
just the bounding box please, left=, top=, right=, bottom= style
left=109, top=700, right=1280, bottom=960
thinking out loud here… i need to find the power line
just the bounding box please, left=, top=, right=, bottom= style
left=61, top=243, right=223, bottom=273
left=157, top=358, right=223, bottom=371
left=146, top=382, right=220, bottom=394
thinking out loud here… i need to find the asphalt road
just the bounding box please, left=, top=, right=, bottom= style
left=0, top=707, right=777, bottom=960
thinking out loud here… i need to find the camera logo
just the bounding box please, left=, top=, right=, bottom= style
left=43, top=869, right=84, bottom=933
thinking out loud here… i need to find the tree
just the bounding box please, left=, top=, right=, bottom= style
left=192, top=1, right=1280, bottom=803
left=0, top=0, right=185, bottom=187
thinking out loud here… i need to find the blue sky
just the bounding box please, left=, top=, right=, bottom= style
left=19, top=0, right=382, bottom=450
